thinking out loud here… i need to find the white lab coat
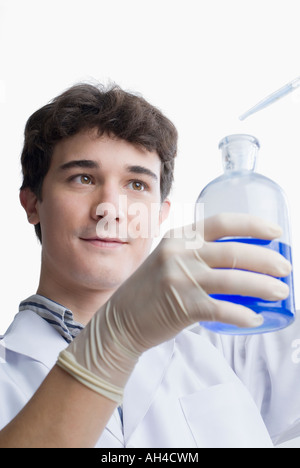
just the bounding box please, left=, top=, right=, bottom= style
left=0, top=308, right=300, bottom=448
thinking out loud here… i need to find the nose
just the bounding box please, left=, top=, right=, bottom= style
left=91, top=184, right=126, bottom=224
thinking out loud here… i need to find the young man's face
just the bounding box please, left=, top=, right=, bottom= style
left=23, top=130, right=170, bottom=294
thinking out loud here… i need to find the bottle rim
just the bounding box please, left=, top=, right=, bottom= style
left=219, top=134, right=260, bottom=150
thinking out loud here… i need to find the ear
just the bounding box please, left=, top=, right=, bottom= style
left=151, top=198, right=171, bottom=238
left=19, top=188, right=40, bottom=225
left=159, top=198, right=171, bottom=225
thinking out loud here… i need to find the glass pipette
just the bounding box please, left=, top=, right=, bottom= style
left=239, top=76, right=300, bottom=121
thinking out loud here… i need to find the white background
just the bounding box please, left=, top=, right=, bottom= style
left=1, top=0, right=300, bottom=447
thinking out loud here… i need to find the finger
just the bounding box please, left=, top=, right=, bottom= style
left=198, top=241, right=292, bottom=277
left=198, top=268, right=290, bottom=301
left=203, top=213, right=282, bottom=241
left=204, top=299, right=264, bottom=329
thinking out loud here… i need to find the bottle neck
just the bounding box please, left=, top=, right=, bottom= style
left=219, top=134, right=259, bottom=173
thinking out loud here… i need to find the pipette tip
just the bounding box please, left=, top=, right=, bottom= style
left=239, top=76, right=300, bottom=121
left=239, top=111, right=252, bottom=121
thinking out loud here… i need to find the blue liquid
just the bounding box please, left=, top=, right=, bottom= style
left=200, top=238, right=295, bottom=335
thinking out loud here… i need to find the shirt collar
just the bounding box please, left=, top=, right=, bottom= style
left=19, top=294, right=84, bottom=344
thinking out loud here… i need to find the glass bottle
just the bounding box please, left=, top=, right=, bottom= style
left=195, top=134, right=295, bottom=335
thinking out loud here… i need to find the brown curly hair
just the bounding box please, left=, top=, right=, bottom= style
left=20, top=82, right=178, bottom=242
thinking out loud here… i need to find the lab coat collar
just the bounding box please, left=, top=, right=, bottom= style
left=1, top=310, right=67, bottom=369
left=105, top=339, right=175, bottom=445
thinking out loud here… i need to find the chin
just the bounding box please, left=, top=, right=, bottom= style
left=74, top=267, right=130, bottom=291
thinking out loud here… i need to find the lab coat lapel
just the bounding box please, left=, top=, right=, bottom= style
left=101, top=409, right=125, bottom=446
left=2, top=310, right=67, bottom=368
left=122, top=339, right=175, bottom=445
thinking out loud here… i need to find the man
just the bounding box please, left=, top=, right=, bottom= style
left=0, top=82, right=298, bottom=448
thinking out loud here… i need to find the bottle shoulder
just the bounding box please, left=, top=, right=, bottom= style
left=198, top=171, right=284, bottom=197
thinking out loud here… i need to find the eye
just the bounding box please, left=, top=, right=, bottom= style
left=129, top=180, right=147, bottom=191
left=80, top=175, right=92, bottom=185
left=71, top=174, right=93, bottom=185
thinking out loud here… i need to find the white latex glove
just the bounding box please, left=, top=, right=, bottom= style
left=57, top=214, right=291, bottom=403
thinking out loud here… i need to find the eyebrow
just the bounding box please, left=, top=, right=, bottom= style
left=125, top=165, right=158, bottom=181
left=59, top=160, right=158, bottom=181
left=59, top=160, right=100, bottom=171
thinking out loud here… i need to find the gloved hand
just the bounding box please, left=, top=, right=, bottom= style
left=57, top=213, right=291, bottom=404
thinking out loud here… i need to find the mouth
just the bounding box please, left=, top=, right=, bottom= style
left=79, top=237, right=129, bottom=249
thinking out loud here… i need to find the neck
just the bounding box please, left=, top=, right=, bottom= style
left=37, top=267, right=116, bottom=326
